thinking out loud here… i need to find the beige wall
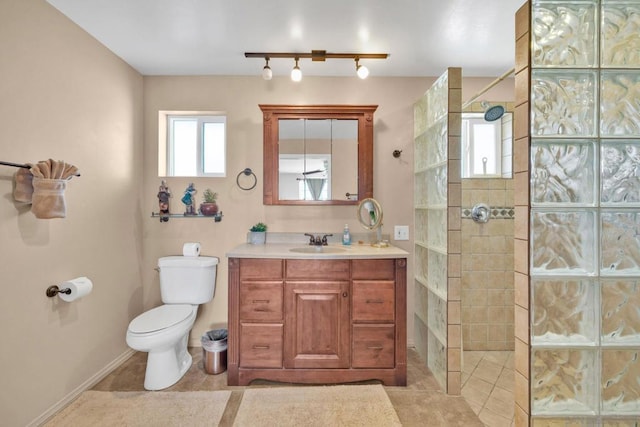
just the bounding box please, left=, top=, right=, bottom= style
left=0, top=1, right=143, bottom=426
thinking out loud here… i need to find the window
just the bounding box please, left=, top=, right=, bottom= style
left=461, top=114, right=502, bottom=178
left=158, top=112, right=226, bottom=177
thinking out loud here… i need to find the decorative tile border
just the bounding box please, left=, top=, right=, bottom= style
left=462, top=206, right=515, bottom=220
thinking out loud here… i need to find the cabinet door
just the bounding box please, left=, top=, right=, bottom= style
left=284, top=281, right=350, bottom=369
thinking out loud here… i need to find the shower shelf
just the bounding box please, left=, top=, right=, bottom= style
left=151, top=212, right=223, bottom=222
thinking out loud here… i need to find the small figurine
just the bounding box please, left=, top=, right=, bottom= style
left=181, top=183, right=197, bottom=216
left=157, top=180, right=171, bottom=222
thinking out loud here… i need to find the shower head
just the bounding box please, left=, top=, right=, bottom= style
left=482, top=102, right=505, bottom=122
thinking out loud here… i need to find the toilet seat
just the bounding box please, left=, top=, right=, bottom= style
left=128, top=304, right=194, bottom=334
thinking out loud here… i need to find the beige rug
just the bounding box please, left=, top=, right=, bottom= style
left=233, top=384, right=402, bottom=427
left=45, top=390, right=231, bottom=426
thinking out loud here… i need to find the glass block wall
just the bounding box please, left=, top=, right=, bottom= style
left=414, top=68, right=462, bottom=394
left=526, top=0, right=640, bottom=425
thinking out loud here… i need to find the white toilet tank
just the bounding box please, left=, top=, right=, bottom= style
left=158, top=256, right=219, bottom=304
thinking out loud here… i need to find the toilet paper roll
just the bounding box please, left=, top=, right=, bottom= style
left=59, top=277, right=93, bottom=302
left=182, top=242, right=201, bottom=257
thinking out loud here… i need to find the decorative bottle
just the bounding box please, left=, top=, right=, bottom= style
left=342, top=224, right=351, bottom=245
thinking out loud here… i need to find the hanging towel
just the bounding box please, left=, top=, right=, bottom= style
left=29, top=159, right=79, bottom=219
left=31, top=178, right=68, bottom=219
left=12, top=166, right=33, bottom=203
left=30, top=159, right=79, bottom=180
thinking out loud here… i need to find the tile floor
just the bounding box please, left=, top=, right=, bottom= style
left=92, top=348, right=514, bottom=426
left=462, top=351, right=515, bottom=427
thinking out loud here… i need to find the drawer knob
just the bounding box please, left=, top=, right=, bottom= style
left=342, top=292, right=348, bottom=298
left=252, top=345, right=270, bottom=350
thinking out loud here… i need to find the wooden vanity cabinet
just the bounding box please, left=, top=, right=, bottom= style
left=227, top=257, right=407, bottom=386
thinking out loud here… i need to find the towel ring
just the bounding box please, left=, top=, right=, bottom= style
left=236, top=168, right=257, bottom=191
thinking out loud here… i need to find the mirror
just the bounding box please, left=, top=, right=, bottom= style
left=357, top=197, right=388, bottom=247
left=260, top=105, right=377, bottom=205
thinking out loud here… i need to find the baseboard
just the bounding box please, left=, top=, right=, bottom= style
left=28, top=348, right=136, bottom=427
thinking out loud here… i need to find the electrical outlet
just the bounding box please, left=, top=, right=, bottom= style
left=394, top=225, right=409, bottom=241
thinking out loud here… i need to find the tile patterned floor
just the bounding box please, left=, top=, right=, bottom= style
left=461, top=351, right=515, bottom=427
left=93, top=347, right=492, bottom=426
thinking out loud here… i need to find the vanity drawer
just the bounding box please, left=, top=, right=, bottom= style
left=239, top=323, right=283, bottom=368
left=285, top=259, right=350, bottom=280
left=352, top=324, right=395, bottom=368
left=352, top=280, right=395, bottom=322
left=352, top=259, right=396, bottom=280
left=239, top=281, right=283, bottom=321
left=240, top=259, right=283, bottom=279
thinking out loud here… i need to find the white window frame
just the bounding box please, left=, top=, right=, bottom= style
left=158, top=111, right=227, bottom=177
left=461, top=113, right=502, bottom=178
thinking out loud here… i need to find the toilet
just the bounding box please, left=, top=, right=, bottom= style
left=126, top=255, right=218, bottom=390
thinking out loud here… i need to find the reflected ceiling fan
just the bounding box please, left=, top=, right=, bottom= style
left=301, top=169, right=326, bottom=176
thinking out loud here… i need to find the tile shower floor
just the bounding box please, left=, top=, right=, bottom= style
left=92, top=347, right=514, bottom=426
left=462, top=351, right=515, bottom=427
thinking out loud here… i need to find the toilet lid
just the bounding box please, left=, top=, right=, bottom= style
left=129, top=304, right=194, bottom=334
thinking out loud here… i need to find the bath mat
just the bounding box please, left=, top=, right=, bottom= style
left=44, top=390, right=231, bottom=426
left=233, top=384, right=402, bottom=427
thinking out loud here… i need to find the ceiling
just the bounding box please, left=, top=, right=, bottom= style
left=46, top=0, right=524, bottom=78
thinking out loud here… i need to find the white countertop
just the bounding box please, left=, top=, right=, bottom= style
left=227, top=232, right=408, bottom=259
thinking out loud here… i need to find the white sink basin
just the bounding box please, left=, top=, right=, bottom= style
left=289, top=246, right=346, bottom=254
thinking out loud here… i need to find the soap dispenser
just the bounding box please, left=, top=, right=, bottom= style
left=342, top=224, right=351, bottom=245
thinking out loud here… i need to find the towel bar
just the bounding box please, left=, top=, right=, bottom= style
left=0, top=160, right=81, bottom=177
left=0, top=160, right=30, bottom=169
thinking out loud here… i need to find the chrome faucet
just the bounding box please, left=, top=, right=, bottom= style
left=304, top=233, right=333, bottom=246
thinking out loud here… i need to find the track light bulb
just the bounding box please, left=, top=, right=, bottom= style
left=291, top=58, right=302, bottom=82
left=355, top=59, right=369, bottom=79
left=262, top=58, right=272, bottom=80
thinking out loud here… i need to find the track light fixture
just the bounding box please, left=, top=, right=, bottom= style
left=245, top=50, right=388, bottom=81
left=291, top=57, right=302, bottom=82
left=262, top=57, right=272, bottom=80
left=355, top=58, right=369, bottom=79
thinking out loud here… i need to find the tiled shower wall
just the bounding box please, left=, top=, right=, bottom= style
left=462, top=179, right=515, bottom=351
left=519, top=0, right=640, bottom=425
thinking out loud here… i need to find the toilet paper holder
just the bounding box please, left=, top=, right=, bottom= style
left=45, top=285, right=71, bottom=297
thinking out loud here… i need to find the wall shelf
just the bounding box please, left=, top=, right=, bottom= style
left=151, top=212, right=223, bottom=222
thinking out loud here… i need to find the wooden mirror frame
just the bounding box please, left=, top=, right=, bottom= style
left=260, top=104, right=377, bottom=205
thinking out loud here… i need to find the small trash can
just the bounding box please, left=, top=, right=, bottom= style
left=201, top=328, right=228, bottom=375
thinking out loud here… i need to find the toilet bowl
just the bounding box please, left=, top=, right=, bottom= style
left=125, top=255, right=219, bottom=390
left=126, top=304, right=198, bottom=390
